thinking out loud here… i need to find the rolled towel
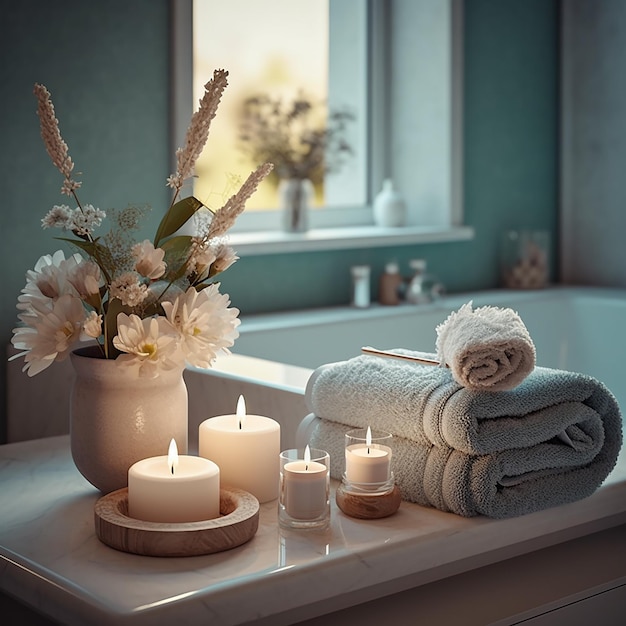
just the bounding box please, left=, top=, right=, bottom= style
left=305, top=355, right=622, bottom=517
left=435, top=301, right=536, bottom=391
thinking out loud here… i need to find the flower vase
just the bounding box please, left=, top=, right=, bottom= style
left=69, top=347, right=188, bottom=494
left=278, top=178, right=313, bottom=232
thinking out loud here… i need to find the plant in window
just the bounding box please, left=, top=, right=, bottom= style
left=237, top=93, right=354, bottom=185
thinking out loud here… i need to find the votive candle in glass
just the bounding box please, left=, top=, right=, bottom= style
left=344, top=427, right=393, bottom=492
left=279, top=446, right=330, bottom=530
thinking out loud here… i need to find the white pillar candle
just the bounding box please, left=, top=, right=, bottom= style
left=198, top=396, right=280, bottom=503
left=128, top=439, right=220, bottom=523
left=345, top=427, right=391, bottom=485
left=282, top=446, right=328, bottom=520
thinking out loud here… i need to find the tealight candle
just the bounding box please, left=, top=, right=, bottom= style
left=345, top=426, right=392, bottom=486
left=198, top=396, right=280, bottom=503
left=281, top=446, right=329, bottom=520
left=128, top=439, right=220, bottom=523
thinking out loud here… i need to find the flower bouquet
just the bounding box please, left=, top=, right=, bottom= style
left=238, top=93, right=353, bottom=184
left=11, top=69, right=273, bottom=378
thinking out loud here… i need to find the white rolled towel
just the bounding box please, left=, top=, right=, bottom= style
left=435, top=301, right=536, bottom=391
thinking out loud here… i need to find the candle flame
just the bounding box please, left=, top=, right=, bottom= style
left=304, top=444, right=311, bottom=470
left=236, top=395, right=246, bottom=429
left=168, top=438, right=179, bottom=475
left=366, top=426, right=372, bottom=454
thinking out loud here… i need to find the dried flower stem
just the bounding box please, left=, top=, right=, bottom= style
left=34, top=84, right=82, bottom=197
left=34, top=84, right=113, bottom=305
left=167, top=69, right=230, bottom=205
left=208, top=162, right=274, bottom=239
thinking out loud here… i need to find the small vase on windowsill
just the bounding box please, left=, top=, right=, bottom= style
left=278, top=178, right=313, bottom=233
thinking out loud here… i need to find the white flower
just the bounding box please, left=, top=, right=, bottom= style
left=41, top=205, right=72, bottom=229
left=110, top=272, right=148, bottom=307
left=10, top=294, right=86, bottom=376
left=68, top=204, right=106, bottom=236
left=132, top=240, right=166, bottom=280
left=212, top=242, right=238, bottom=274
left=187, top=237, right=216, bottom=279
left=81, top=311, right=102, bottom=339
left=113, top=313, right=181, bottom=377
left=162, top=285, right=240, bottom=369
left=17, top=250, right=82, bottom=310
left=67, top=260, right=101, bottom=300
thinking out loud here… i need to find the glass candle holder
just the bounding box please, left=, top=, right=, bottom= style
left=279, top=448, right=330, bottom=530
left=343, top=428, right=394, bottom=494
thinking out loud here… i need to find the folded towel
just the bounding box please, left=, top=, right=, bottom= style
left=435, top=301, right=536, bottom=391
left=305, top=354, right=622, bottom=518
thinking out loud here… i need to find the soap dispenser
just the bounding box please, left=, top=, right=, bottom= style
left=405, top=259, right=437, bottom=304
left=373, top=179, right=406, bottom=227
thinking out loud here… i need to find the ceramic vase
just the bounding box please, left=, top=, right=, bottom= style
left=278, top=178, right=314, bottom=232
left=69, top=347, right=188, bottom=494
left=373, top=179, right=406, bottom=227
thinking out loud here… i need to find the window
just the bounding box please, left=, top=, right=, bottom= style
left=171, top=0, right=471, bottom=250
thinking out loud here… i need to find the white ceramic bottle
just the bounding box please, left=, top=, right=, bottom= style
left=373, top=179, right=406, bottom=227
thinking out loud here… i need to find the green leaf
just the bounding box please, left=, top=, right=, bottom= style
left=56, top=236, right=107, bottom=260
left=160, top=235, right=193, bottom=256
left=154, top=196, right=204, bottom=246
left=56, top=236, right=113, bottom=283
left=160, top=235, right=193, bottom=281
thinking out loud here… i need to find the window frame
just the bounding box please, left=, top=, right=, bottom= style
left=170, top=0, right=472, bottom=254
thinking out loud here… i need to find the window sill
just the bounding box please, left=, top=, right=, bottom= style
left=228, top=225, right=475, bottom=256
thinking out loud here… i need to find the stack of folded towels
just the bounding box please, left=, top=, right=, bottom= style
left=304, top=303, right=623, bottom=518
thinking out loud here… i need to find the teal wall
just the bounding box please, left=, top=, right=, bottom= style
left=0, top=0, right=558, bottom=440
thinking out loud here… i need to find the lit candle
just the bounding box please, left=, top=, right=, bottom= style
left=128, top=439, right=220, bottom=523
left=282, top=446, right=329, bottom=520
left=198, top=395, right=280, bottom=503
left=345, top=426, right=391, bottom=485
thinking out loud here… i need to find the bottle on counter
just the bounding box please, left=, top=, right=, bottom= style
left=378, top=262, right=403, bottom=305
left=351, top=265, right=371, bottom=308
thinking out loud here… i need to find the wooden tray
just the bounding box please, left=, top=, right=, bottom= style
left=336, top=483, right=402, bottom=519
left=94, top=487, right=259, bottom=557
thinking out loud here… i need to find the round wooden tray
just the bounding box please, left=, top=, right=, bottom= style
left=94, top=487, right=260, bottom=557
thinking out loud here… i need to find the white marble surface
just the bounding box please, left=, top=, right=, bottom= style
left=1, top=435, right=625, bottom=626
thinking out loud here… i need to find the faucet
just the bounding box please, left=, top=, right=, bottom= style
left=405, top=259, right=444, bottom=304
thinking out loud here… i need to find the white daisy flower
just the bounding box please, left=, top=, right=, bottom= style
left=113, top=313, right=181, bottom=377
left=17, top=251, right=82, bottom=310
left=162, top=285, right=240, bottom=369
left=10, top=294, right=86, bottom=376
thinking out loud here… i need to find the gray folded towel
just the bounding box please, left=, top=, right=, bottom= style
left=305, top=354, right=622, bottom=518
left=435, top=301, right=536, bottom=391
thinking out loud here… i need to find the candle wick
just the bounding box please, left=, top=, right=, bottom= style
left=367, top=447, right=370, bottom=455
left=171, top=466, right=174, bottom=475
left=305, top=463, right=309, bottom=471
left=239, top=420, right=242, bottom=430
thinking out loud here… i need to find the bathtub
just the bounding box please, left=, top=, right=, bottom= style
left=234, top=286, right=626, bottom=411
left=7, top=286, right=624, bottom=446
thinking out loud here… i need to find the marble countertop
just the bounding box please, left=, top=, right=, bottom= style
left=1, top=435, right=625, bottom=626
